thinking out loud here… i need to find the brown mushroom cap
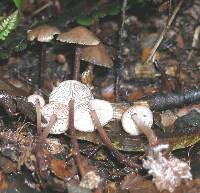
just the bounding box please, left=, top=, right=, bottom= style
left=81, top=44, right=113, bottom=68
left=57, top=26, right=100, bottom=45
left=27, top=25, right=60, bottom=42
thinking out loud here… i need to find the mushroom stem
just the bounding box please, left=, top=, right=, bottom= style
left=131, top=115, right=158, bottom=146
left=39, top=43, right=47, bottom=88
left=69, top=99, right=85, bottom=176
left=35, top=99, right=42, bottom=135
left=39, top=114, right=57, bottom=141
left=81, top=64, right=94, bottom=88
left=90, top=110, right=141, bottom=169
left=73, top=47, right=82, bottom=80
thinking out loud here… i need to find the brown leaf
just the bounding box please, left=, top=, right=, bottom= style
left=176, top=34, right=184, bottom=49
left=0, top=155, right=18, bottom=173
left=141, top=47, right=160, bottom=63
left=174, top=179, right=200, bottom=193
left=121, top=173, right=159, bottom=193
left=50, top=159, right=74, bottom=180
left=0, top=170, right=8, bottom=190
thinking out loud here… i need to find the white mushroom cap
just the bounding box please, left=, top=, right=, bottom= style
left=75, top=99, right=113, bottom=132
left=90, top=99, right=113, bottom=126
left=49, top=80, right=94, bottom=105
left=28, top=94, right=45, bottom=107
left=41, top=102, right=68, bottom=134
left=74, top=103, right=94, bottom=132
left=40, top=99, right=113, bottom=134
left=121, top=105, right=153, bottom=136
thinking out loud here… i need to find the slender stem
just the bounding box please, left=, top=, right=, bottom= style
left=35, top=99, right=42, bottom=135
left=131, top=115, right=158, bottom=146
left=39, top=114, right=57, bottom=141
left=144, top=0, right=183, bottom=64
left=69, top=99, right=85, bottom=176
left=73, top=47, right=82, bottom=80
left=32, top=1, right=53, bottom=17
left=115, top=0, right=128, bottom=102
left=90, top=110, right=141, bottom=169
left=39, top=43, right=47, bottom=88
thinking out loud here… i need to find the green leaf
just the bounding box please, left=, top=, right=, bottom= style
left=76, top=15, right=94, bottom=26
left=0, top=10, right=19, bottom=40
left=13, top=0, right=22, bottom=9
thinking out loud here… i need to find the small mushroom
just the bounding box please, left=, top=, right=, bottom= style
left=41, top=102, right=69, bottom=134
left=81, top=44, right=113, bottom=68
left=80, top=44, right=113, bottom=88
left=122, top=105, right=154, bottom=136
left=90, top=99, right=113, bottom=127
left=27, top=25, right=60, bottom=88
left=57, top=26, right=100, bottom=80
left=49, top=80, right=94, bottom=105
left=28, top=94, right=45, bottom=107
left=75, top=99, right=113, bottom=132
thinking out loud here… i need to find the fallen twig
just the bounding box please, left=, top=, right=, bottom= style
left=111, top=88, right=200, bottom=119
left=144, top=0, right=184, bottom=64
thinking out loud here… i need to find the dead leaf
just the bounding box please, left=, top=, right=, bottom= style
left=121, top=173, right=159, bottom=193
left=0, top=170, right=8, bottom=190
left=50, top=159, right=74, bottom=180
left=141, top=47, right=160, bottom=63
left=176, top=34, right=184, bottom=49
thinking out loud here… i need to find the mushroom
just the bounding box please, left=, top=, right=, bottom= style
left=28, top=94, right=45, bottom=107
left=75, top=99, right=113, bottom=132
left=80, top=44, right=113, bottom=88
left=27, top=25, right=60, bottom=88
left=121, top=105, right=154, bottom=136
left=41, top=102, right=69, bottom=134
left=57, top=26, right=100, bottom=80
left=49, top=80, right=94, bottom=105
left=40, top=99, right=113, bottom=134
left=121, top=104, right=157, bottom=146
left=36, top=80, right=112, bottom=134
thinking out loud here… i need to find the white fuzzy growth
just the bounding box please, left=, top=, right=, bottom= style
left=49, top=80, right=94, bottom=105
left=80, top=171, right=101, bottom=190
left=143, top=153, right=192, bottom=192
left=122, top=105, right=153, bottom=135
left=28, top=94, right=45, bottom=107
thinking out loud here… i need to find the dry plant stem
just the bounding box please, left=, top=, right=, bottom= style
left=187, top=25, right=200, bottom=61
left=90, top=110, right=141, bottom=169
left=73, top=47, right=82, bottom=80
left=32, top=1, right=53, bottom=17
left=35, top=99, right=42, bottom=135
left=69, top=99, right=85, bottom=177
left=168, top=0, right=172, bottom=16
left=115, top=0, right=128, bottom=101
left=39, top=43, right=47, bottom=88
left=144, top=0, right=184, bottom=64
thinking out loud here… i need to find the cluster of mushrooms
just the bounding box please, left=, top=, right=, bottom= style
left=27, top=25, right=113, bottom=88
left=27, top=24, right=153, bottom=137
left=27, top=25, right=192, bottom=192
left=28, top=80, right=153, bottom=136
